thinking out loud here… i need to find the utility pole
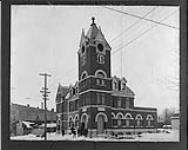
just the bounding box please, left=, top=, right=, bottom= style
left=39, top=73, right=51, bottom=141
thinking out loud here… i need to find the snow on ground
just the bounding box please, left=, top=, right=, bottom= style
left=10, top=129, right=179, bottom=142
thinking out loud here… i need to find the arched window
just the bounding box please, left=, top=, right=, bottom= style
left=74, top=114, right=79, bottom=128
left=135, top=114, right=143, bottom=126
left=81, top=71, right=88, bottom=80
left=97, top=54, right=105, bottom=64
left=95, top=112, right=108, bottom=122
left=111, top=112, right=116, bottom=119
left=81, top=113, right=89, bottom=129
left=146, top=114, right=154, bottom=126
left=116, top=112, right=124, bottom=126
left=95, top=70, right=107, bottom=78
left=125, top=113, right=133, bottom=126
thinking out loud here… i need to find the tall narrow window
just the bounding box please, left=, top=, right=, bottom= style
left=97, top=54, right=105, bottom=64
left=117, top=98, right=121, bottom=108
left=117, top=113, right=123, bottom=126
left=135, top=114, right=143, bottom=127
left=97, top=93, right=100, bottom=104
left=146, top=115, right=153, bottom=127
left=101, top=93, right=105, bottom=105
left=125, top=113, right=133, bottom=127
left=126, top=99, right=129, bottom=109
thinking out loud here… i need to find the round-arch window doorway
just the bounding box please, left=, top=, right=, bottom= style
left=97, top=43, right=104, bottom=52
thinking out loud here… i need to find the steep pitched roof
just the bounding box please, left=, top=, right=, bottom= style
left=86, top=23, right=99, bottom=39
left=82, top=17, right=111, bottom=50
left=55, top=83, right=69, bottom=102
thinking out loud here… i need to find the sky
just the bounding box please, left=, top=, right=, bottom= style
left=11, top=5, right=179, bottom=114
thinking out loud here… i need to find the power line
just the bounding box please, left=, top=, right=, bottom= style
left=109, top=6, right=158, bottom=44
left=58, top=10, right=178, bottom=82
left=112, top=10, right=178, bottom=55
left=103, top=6, right=179, bottom=30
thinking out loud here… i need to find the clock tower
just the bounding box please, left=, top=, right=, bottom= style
left=77, top=17, right=113, bottom=134
left=78, top=17, right=111, bottom=82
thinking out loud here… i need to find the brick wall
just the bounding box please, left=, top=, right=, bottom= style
left=11, top=103, right=57, bottom=123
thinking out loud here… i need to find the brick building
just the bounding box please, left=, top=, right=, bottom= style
left=55, top=17, right=157, bottom=137
left=10, top=103, right=57, bottom=136
left=10, top=103, right=56, bottom=123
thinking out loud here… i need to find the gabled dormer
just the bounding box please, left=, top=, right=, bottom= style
left=55, top=83, right=69, bottom=103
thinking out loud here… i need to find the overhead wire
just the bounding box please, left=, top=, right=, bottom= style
left=109, top=6, right=158, bottom=44
left=111, top=10, right=178, bottom=55
left=60, top=9, right=178, bottom=83
left=103, top=6, right=179, bottom=30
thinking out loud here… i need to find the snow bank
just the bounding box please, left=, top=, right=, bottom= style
left=10, top=129, right=179, bottom=142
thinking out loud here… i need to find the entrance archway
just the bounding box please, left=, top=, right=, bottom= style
left=97, top=115, right=105, bottom=133
left=81, top=113, right=88, bottom=129
left=95, top=112, right=108, bottom=134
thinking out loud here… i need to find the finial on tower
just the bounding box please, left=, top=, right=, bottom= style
left=91, top=16, right=96, bottom=25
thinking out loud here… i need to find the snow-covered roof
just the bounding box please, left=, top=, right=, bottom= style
left=22, top=121, right=35, bottom=128
left=40, top=123, right=56, bottom=128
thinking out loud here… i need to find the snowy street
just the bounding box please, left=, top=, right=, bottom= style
left=10, top=129, right=179, bottom=142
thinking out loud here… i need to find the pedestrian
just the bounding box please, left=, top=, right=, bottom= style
left=71, top=125, right=76, bottom=138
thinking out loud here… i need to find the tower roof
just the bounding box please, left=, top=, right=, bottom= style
left=86, top=17, right=99, bottom=39
left=82, top=17, right=111, bottom=50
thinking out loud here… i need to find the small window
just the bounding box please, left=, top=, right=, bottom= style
left=97, top=72, right=105, bottom=78
left=101, top=93, right=105, bottom=104
left=81, top=71, right=88, bottom=80
left=81, top=45, right=86, bottom=54
left=97, top=43, right=104, bottom=52
left=97, top=54, right=105, bottom=64
left=72, top=88, right=76, bottom=95
left=126, top=99, right=129, bottom=109
left=95, top=70, right=107, bottom=78
left=118, top=81, right=121, bottom=91
left=97, top=93, right=100, bottom=104
left=97, top=93, right=105, bottom=105
left=81, top=55, right=86, bottom=66
left=121, top=82, right=126, bottom=90
left=117, top=98, right=121, bottom=108
left=96, top=79, right=105, bottom=86
left=113, top=80, right=118, bottom=90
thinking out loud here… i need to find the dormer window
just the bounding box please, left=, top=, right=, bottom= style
left=113, top=80, right=118, bottom=90
left=72, top=88, right=76, bottom=95
left=121, top=81, right=126, bottom=91
left=121, top=78, right=127, bottom=91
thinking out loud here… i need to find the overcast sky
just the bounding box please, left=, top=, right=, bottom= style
left=11, top=5, right=179, bottom=114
